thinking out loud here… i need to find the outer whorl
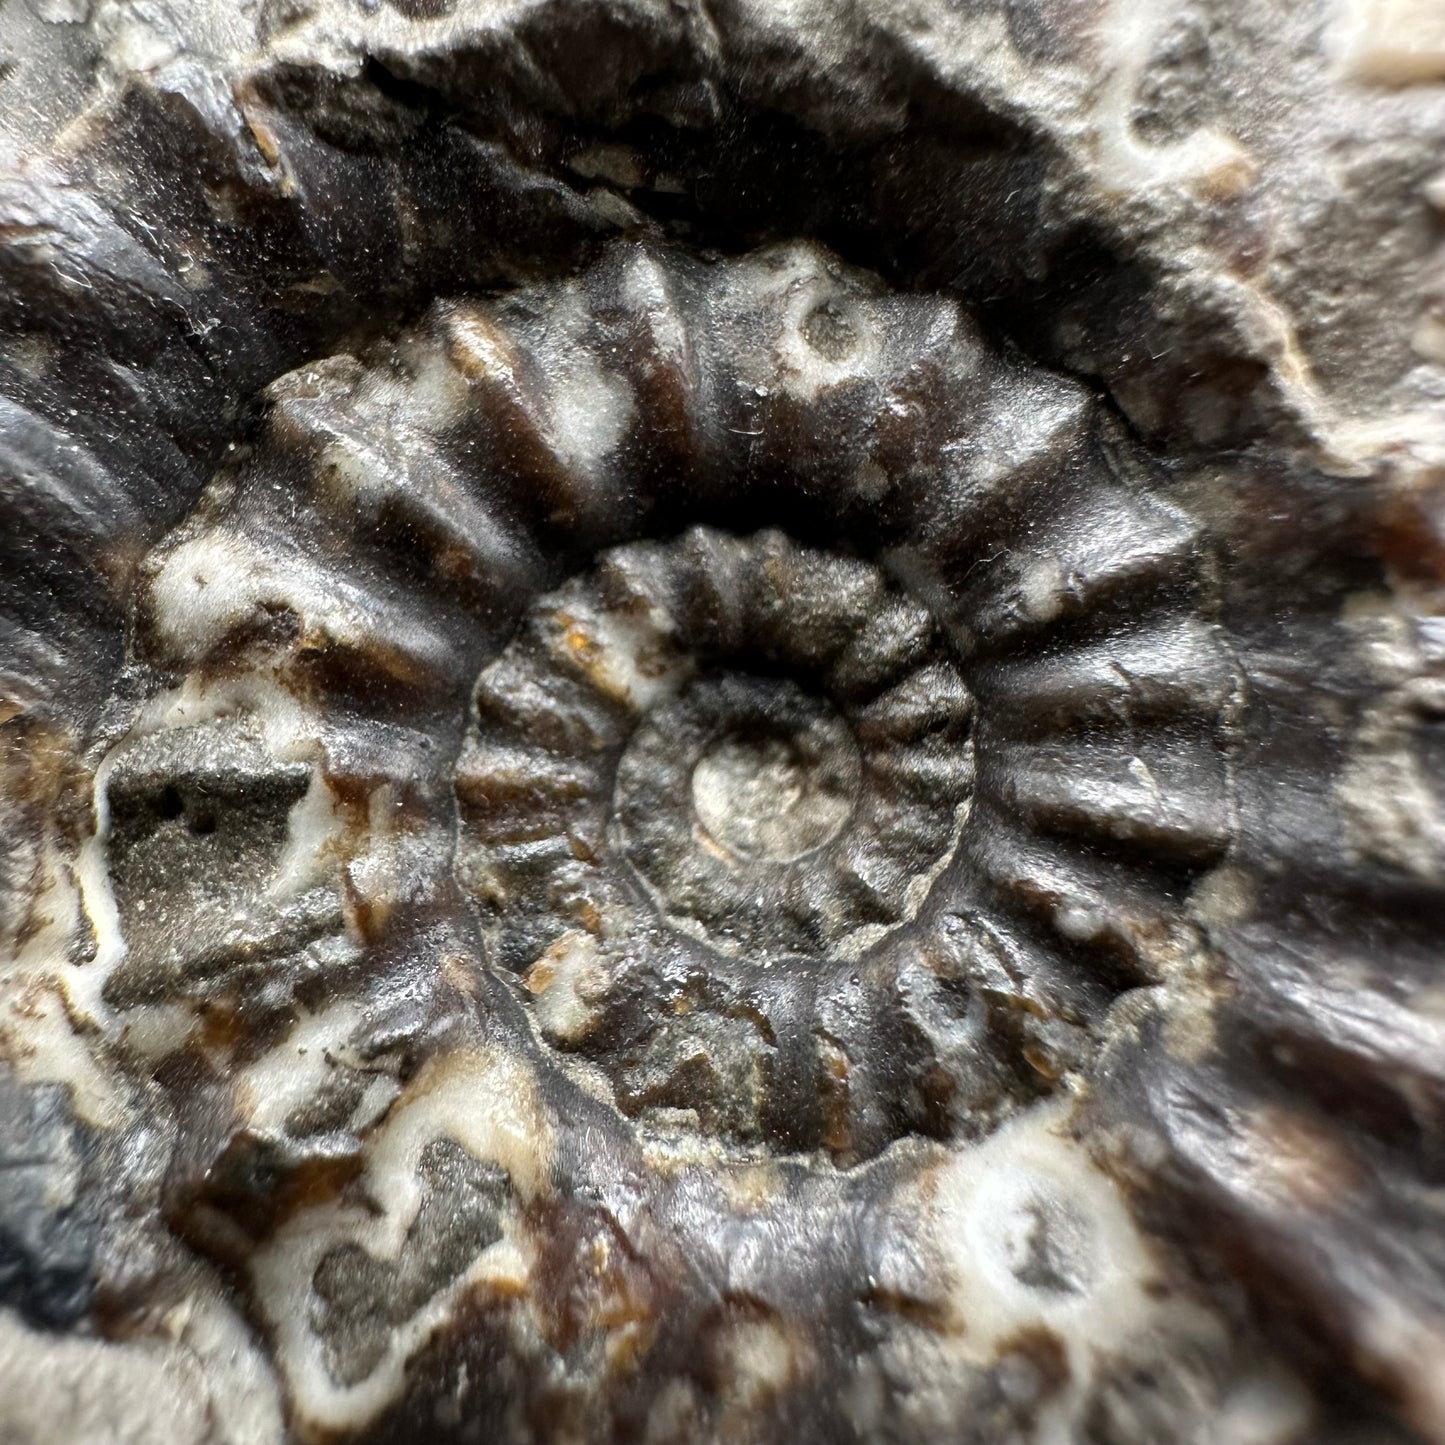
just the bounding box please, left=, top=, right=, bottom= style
left=0, top=3, right=1443, bottom=1444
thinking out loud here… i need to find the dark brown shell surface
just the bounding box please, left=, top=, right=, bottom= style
left=1, top=3, right=1444, bottom=1444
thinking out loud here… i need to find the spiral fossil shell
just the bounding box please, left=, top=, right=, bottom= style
left=1, top=2, right=1444, bottom=1443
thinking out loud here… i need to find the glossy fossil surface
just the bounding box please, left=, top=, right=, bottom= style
left=0, top=3, right=1444, bottom=1444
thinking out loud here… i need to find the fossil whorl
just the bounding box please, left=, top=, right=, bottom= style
left=1, top=5, right=1444, bottom=1445
left=80, top=233, right=1245, bottom=1432
left=103, top=240, right=1230, bottom=1165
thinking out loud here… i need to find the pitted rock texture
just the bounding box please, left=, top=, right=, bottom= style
left=0, top=2, right=1444, bottom=1445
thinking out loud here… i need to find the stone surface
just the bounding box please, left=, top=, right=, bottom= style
left=0, top=0, right=1443, bottom=1442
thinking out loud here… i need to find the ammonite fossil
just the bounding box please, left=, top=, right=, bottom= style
left=2, top=2, right=1444, bottom=1442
